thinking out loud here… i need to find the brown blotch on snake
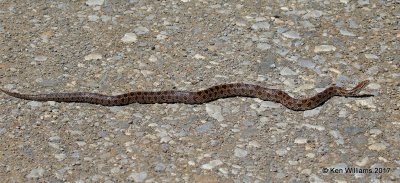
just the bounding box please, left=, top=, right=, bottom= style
left=1, top=80, right=372, bottom=111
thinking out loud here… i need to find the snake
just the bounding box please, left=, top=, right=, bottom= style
left=1, top=80, right=371, bottom=111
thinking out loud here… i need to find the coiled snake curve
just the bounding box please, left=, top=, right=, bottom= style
left=1, top=80, right=371, bottom=111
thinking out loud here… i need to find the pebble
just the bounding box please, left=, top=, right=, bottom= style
left=367, top=83, right=381, bottom=89
left=329, top=130, right=344, bottom=145
left=275, top=148, right=288, bottom=156
left=358, top=0, right=370, bottom=6
left=34, top=56, right=47, bottom=62
left=364, top=54, right=379, bottom=60
left=256, top=43, right=271, bottom=50
left=134, top=26, right=149, bottom=35
left=280, top=67, right=297, bottom=76
left=85, top=0, right=104, bottom=6
left=154, top=163, right=166, bottom=173
left=121, top=33, right=137, bottom=43
left=348, top=19, right=360, bottom=28
left=368, top=143, right=387, bottom=151
left=88, top=15, right=99, bottom=21
left=355, top=98, right=376, bottom=109
left=200, top=160, right=223, bottom=170
left=194, top=54, right=205, bottom=60
left=54, top=153, right=66, bottom=161
left=314, top=45, right=336, bottom=53
left=251, top=22, right=270, bottom=30
left=355, top=157, right=369, bottom=166
left=27, top=101, right=42, bottom=108
left=128, top=172, right=147, bottom=182
left=84, top=53, right=102, bottom=60
left=234, top=148, right=248, bottom=158
left=205, top=104, right=224, bottom=122
left=294, top=138, right=308, bottom=144
left=303, top=10, right=324, bottom=19
left=196, top=122, right=213, bottom=133
left=282, top=31, right=301, bottom=39
left=26, top=168, right=45, bottom=178
left=298, top=59, right=316, bottom=69
left=303, top=107, right=321, bottom=117
left=339, top=29, right=356, bottom=36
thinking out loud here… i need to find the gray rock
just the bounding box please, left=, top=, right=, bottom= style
left=340, top=29, right=356, bottom=36
left=303, top=107, right=321, bottom=117
left=314, top=45, right=336, bottom=52
left=205, top=104, right=224, bottom=122
left=282, top=31, right=301, bottom=39
left=251, top=22, right=270, bottom=30
left=234, top=148, right=248, bottom=158
left=26, top=168, right=45, bottom=178
left=365, top=54, right=379, bottom=60
left=201, top=160, right=223, bottom=170
left=358, top=0, right=370, bottom=6
left=86, top=0, right=104, bottom=6
left=121, top=33, right=137, bottom=43
left=128, top=172, right=147, bottom=182
left=256, top=43, right=271, bottom=50
left=280, top=67, right=297, bottom=76
left=303, top=10, right=324, bottom=19
left=34, top=56, right=47, bottom=62
left=154, top=163, right=166, bottom=173
left=196, top=122, right=213, bottom=133
left=88, top=15, right=99, bottom=21
left=134, top=26, right=150, bottom=35
left=298, top=59, right=316, bottom=69
left=27, top=101, right=42, bottom=108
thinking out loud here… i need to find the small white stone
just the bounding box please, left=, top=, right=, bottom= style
left=364, top=54, right=379, bottom=59
left=251, top=22, right=270, bottom=30
left=234, top=148, right=248, bottom=158
left=303, top=107, right=321, bottom=117
left=201, top=160, right=223, bottom=170
left=340, top=29, right=356, bottom=36
left=54, top=153, right=66, bottom=161
left=275, top=148, right=287, bottom=156
left=128, top=172, right=147, bottom=182
left=355, top=157, right=369, bottom=166
left=249, top=141, right=261, bottom=148
left=303, top=10, right=324, bottom=19
left=88, top=15, right=99, bottom=21
left=294, top=138, right=308, bottom=144
left=194, top=54, right=205, bottom=60
left=256, top=43, right=271, bottom=50
left=134, top=26, right=149, bottom=35
left=314, top=45, right=336, bottom=53
left=355, top=98, right=376, bottom=109
left=26, top=168, right=45, bottom=178
left=84, top=53, right=102, bottom=60
left=280, top=67, right=297, bottom=76
left=76, top=141, right=86, bottom=147
left=206, top=104, right=224, bottom=122
left=148, top=55, right=158, bottom=62
left=282, top=31, right=301, bottom=39
left=86, top=0, right=104, bottom=6
left=329, top=130, right=344, bottom=145
left=368, top=143, right=387, bottom=151
left=367, top=83, right=381, bottom=90
left=27, top=101, right=42, bottom=108
left=34, top=56, right=47, bottom=62
left=121, top=33, right=137, bottom=43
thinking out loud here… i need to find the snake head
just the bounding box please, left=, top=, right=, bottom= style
left=338, top=80, right=370, bottom=96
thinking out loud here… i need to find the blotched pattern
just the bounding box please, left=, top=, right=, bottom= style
left=1, top=80, right=370, bottom=111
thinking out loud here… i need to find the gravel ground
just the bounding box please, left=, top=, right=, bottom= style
left=0, top=0, right=399, bottom=182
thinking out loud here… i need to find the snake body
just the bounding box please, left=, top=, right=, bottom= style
left=1, top=80, right=370, bottom=111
